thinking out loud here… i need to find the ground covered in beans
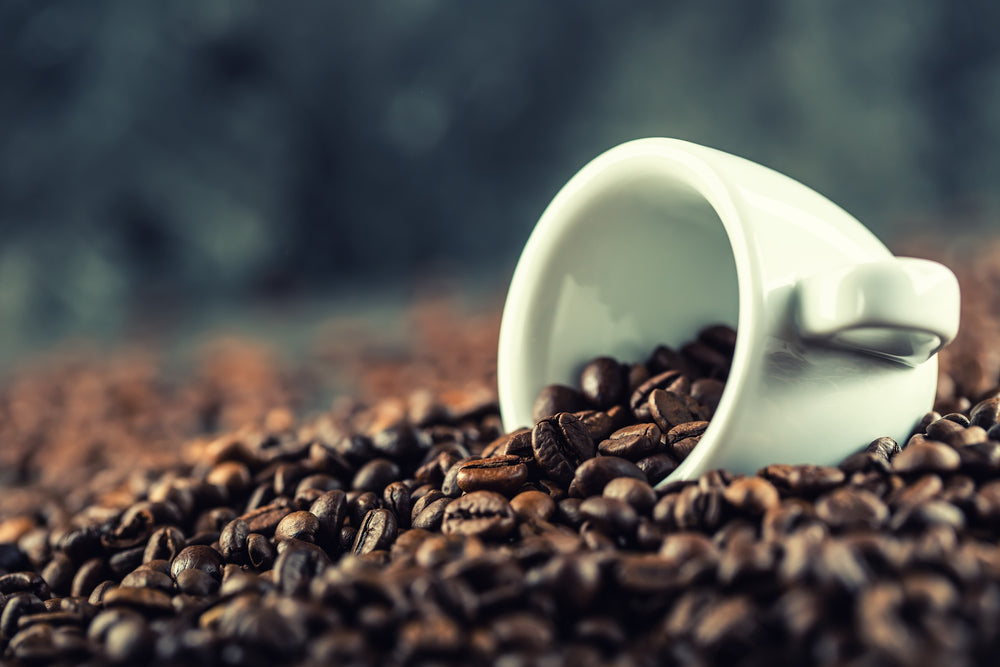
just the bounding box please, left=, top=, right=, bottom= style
left=2, top=246, right=1000, bottom=666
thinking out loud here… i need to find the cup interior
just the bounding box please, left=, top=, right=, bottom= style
left=503, top=155, right=741, bottom=429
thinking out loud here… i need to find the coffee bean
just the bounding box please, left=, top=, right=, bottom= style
left=569, top=456, right=646, bottom=498
left=275, top=510, right=320, bottom=543
left=170, top=545, right=225, bottom=582
left=442, top=491, right=516, bottom=540
left=635, top=453, right=678, bottom=486
left=971, top=397, right=1000, bottom=430
left=220, top=518, right=250, bottom=563
left=531, top=413, right=595, bottom=486
left=682, top=339, right=732, bottom=379
left=457, top=456, right=529, bottom=496
left=579, top=357, right=628, bottom=409
left=722, top=477, right=780, bottom=515
left=175, top=568, right=219, bottom=596
left=412, top=497, right=453, bottom=531
left=630, top=371, right=688, bottom=422
left=121, top=568, right=173, bottom=591
left=349, top=491, right=382, bottom=527
left=352, top=458, right=402, bottom=493
left=533, top=385, right=587, bottom=422
left=892, top=441, right=961, bottom=473
left=758, top=464, right=846, bottom=496
left=598, top=423, right=661, bottom=460
left=510, top=490, right=556, bottom=523
left=865, top=436, right=901, bottom=459
left=579, top=497, right=638, bottom=536
left=603, top=477, right=657, bottom=513
left=690, top=378, right=726, bottom=415
left=383, top=481, right=412, bottom=530
left=815, top=487, right=889, bottom=530
left=310, top=489, right=348, bottom=538
left=352, top=509, right=399, bottom=555
left=649, top=389, right=697, bottom=434
left=247, top=533, right=275, bottom=570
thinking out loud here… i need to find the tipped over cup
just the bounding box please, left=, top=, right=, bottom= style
left=498, top=138, right=961, bottom=484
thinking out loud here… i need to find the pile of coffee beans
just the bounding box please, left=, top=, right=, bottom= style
left=5, top=276, right=1000, bottom=664
left=530, top=324, right=735, bottom=475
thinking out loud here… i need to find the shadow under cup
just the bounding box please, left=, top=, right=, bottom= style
left=499, top=155, right=743, bottom=458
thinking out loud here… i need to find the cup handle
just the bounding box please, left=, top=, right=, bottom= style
left=794, top=257, right=960, bottom=367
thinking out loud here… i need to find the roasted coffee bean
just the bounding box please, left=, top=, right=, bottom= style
left=533, top=385, right=587, bottom=422
left=275, top=510, right=321, bottom=543
left=579, top=497, right=638, bottom=536
left=635, top=453, right=678, bottom=486
left=682, top=339, right=732, bottom=378
left=971, top=397, right=1000, bottom=430
left=690, top=378, right=726, bottom=414
left=40, top=553, right=74, bottom=597
left=170, top=545, right=225, bottom=582
left=603, top=477, right=657, bottom=513
left=412, top=497, right=452, bottom=531
left=70, top=557, right=106, bottom=598
left=569, top=456, right=646, bottom=498
left=457, top=456, right=529, bottom=495
left=532, top=413, right=595, bottom=486
left=510, top=490, right=557, bottom=523
left=442, top=491, right=516, bottom=539
left=865, top=436, right=901, bottom=459
left=926, top=417, right=966, bottom=441
left=722, top=477, right=780, bottom=515
left=247, top=533, right=275, bottom=570
left=383, top=481, right=412, bottom=529
left=892, top=441, right=962, bottom=473
left=648, top=389, right=695, bottom=433
left=102, top=586, right=173, bottom=615
left=598, top=423, right=661, bottom=460
left=630, top=371, right=688, bottom=422
left=352, top=509, right=399, bottom=555
left=349, top=491, right=382, bottom=528
left=143, top=526, right=186, bottom=563
left=815, top=487, right=889, bottom=530
left=174, top=568, right=218, bottom=596
left=239, top=503, right=292, bottom=536
left=579, top=357, right=628, bottom=409
left=120, top=568, right=173, bottom=592
left=352, top=458, right=402, bottom=493
left=759, top=464, right=846, bottom=496
left=220, top=518, right=250, bottom=563
left=310, top=489, right=348, bottom=538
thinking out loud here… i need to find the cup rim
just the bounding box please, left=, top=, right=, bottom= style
left=498, top=137, right=765, bottom=481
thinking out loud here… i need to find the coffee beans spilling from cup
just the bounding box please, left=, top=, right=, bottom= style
left=5, top=310, right=1000, bottom=665
left=530, top=324, right=735, bottom=477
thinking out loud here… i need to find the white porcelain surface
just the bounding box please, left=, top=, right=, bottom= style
left=498, top=138, right=961, bottom=483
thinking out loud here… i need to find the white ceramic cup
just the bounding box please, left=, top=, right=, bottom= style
left=497, top=138, right=961, bottom=483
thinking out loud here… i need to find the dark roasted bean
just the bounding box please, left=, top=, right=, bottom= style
left=352, top=458, right=402, bottom=493
left=630, top=371, right=688, bottom=422
left=412, top=497, right=452, bottom=531
left=569, top=456, right=646, bottom=497
left=220, top=518, right=250, bottom=563
left=533, top=385, right=587, bottom=422
left=635, top=453, right=678, bottom=486
left=603, top=477, right=657, bottom=513
left=690, top=378, right=726, bottom=415
left=759, top=464, right=846, bottom=496
left=892, top=441, right=962, bottom=473
left=247, top=533, right=275, bottom=570
left=383, top=481, right=412, bottom=529
left=457, top=455, right=529, bottom=495
left=531, top=413, right=595, bottom=486
left=579, top=497, right=638, bottom=536
left=579, top=357, right=628, bottom=409
left=648, top=388, right=695, bottom=433
left=170, top=545, right=225, bottom=582
left=971, top=397, right=1000, bottom=430
left=510, top=490, right=557, bottom=523
left=143, top=525, right=186, bottom=563
left=442, top=491, right=516, bottom=539
left=275, top=510, right=321, bottom=543
left=353, top=508, right=399, bottom=555
left=722, top=477, right=780, bottom=515
left=598, top=423, right=661, bottom=460
left=815, top=487, right=889, bottom=530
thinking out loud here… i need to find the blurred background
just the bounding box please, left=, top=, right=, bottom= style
left=1, top=0, right=999, bottom=364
